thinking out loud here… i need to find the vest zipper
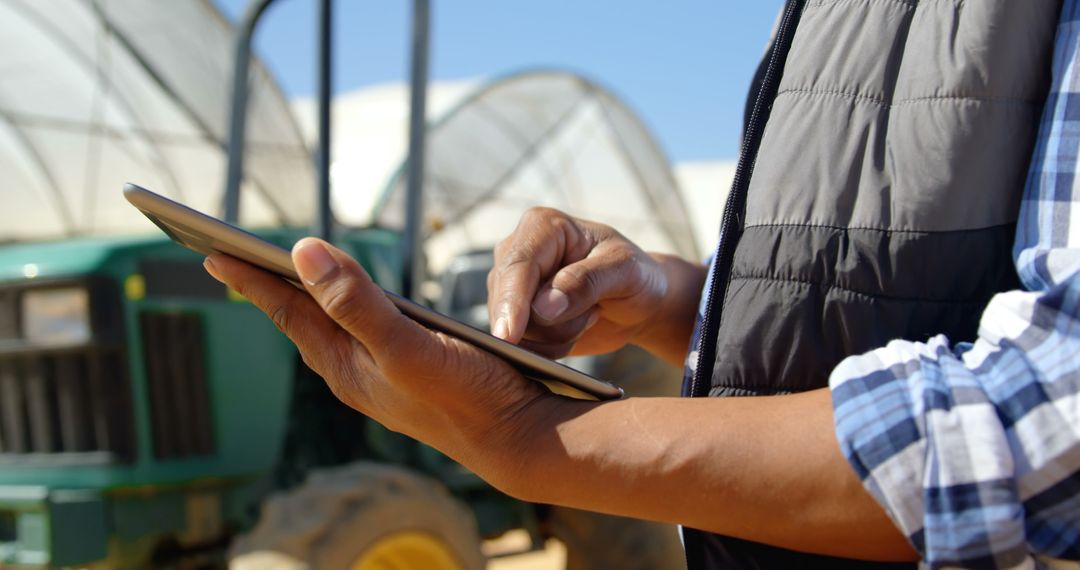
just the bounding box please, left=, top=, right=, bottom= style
left=688, top=0, right=805, bottom=398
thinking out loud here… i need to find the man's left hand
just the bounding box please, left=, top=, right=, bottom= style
left=203, top=237, right=555, bottom=487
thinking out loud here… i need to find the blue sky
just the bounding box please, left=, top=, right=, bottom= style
left=214, top=1, right=784, bottom=162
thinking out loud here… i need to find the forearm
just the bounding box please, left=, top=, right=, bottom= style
left=495, top=389, right=915, bottom=561
left=628, top=254, right=706, bottom=366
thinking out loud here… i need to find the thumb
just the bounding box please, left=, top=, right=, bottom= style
left=292, top=237, right=431, bottom=363
left=531, top=246, right=656, bottom=325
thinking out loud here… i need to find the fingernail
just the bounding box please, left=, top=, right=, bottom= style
left=493, top=316, right=510, bottom=340
left=532, top=288, right=568, bottom=321
left=585, top=312, right=600, bottom=331
left=203, top=257, right=223, bottom=283
left=294, top=240, right=339, bottom=285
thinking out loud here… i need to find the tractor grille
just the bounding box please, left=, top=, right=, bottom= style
left=140, top=312, right=215, bottom=459
left=0, top=348, right=134, bottom=460
left=0, top=290, right=17, bottom=340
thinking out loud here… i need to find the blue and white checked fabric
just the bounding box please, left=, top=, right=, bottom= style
left=830, top=1, right=1080, bottom=567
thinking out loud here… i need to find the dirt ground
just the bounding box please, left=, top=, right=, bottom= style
left=484, top=531, right=565, bottom=570
left=230, top=531, right=564, bottom=570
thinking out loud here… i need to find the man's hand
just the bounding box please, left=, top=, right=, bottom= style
left=203, top=237, right=551, bottom=486
left=488, top=208, right=706, bottom=365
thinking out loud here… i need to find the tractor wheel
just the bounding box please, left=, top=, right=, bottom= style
left=229, top=462, right=485, bottom=570
left=546, top=507, right=685, bottom=570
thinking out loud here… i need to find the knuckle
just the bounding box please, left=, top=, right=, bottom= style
left=504, top=207, right=559, bottom=239
left=269, top=303, right=291, bottom=333
left=548, top=214, right=572, bottom=234
left=502, top=248, right=534, bottom=269
left=229, top=279, right=253, bottom=300
left=587, top=272, right=604, bottom=302
left=321, top=346, right=371, bottom=410
left=600, top=241, right=636, bottom=266
left=324, top=369, right=362, bottom=409
left=493, top=238, right=531, bottom=271
left=493, top=235, right=512, bottom=258
left=495, top=250, right=539, bottom=288
left=320, top=279, right=365, bottom=329
left=520, top=207, right=569, bottom=234
left=521, top=206, right=552, bottom=225
left=239, top=283, right=301, bottom=336
left=559, top=264, right=596, bottom=297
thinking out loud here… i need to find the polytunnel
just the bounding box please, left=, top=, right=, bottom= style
left=0, top=0, right=314, bottom=242
left=306, top=69, right=701, bottom=275
left=0, top=0, right=698, bottom=270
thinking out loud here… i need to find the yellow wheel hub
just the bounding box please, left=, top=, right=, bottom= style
left=351, top=531, right=462, bottom=570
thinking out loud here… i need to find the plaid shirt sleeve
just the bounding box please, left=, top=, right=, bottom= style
left=829, top=2, right=1080, bottom=568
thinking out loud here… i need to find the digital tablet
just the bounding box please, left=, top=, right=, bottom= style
left=123, top=183, right=623, bottom=401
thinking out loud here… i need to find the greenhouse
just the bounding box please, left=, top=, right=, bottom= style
left=0, top=0, right=314, bottom=241
left=0, top=0, right=699, bottom=271
left=303, top=69, right=702, bottom=273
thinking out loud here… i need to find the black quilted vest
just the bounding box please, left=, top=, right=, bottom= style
left=681, top=0, right=1060, bottom=567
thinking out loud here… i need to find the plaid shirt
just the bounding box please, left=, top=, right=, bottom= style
left=829, top=1, right=1080, bottom=567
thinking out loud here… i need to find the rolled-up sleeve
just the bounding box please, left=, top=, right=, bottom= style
left=831, top=280, right=1080, bottom=567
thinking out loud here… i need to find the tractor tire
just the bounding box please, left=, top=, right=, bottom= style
left=228, top=462, right=485, bottom=570
left=546, top=507, right=685, bottom=570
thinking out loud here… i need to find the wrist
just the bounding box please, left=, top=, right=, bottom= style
left=474, top=392, right=593, bottom=502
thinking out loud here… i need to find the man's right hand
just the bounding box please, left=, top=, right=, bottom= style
left=487, top=207, right=707, bottom=365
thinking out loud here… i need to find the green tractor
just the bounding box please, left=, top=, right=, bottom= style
left=0, top=0, right=691, bottom=567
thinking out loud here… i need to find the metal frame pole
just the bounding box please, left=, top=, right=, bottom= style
left=401, top=0, right=430, bottom=300
left=226, top=0, right=427, bottom=269
left=314, top=0, right=333, bottom=241
left=223, top=0, right=277, bottom=223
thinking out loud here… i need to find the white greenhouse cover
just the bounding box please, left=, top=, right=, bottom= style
left=0, top=0, right=314, bottom=242
left=1, top=0, right=698, bottom=270
left=675, top=160, right=736, bottom=253
left=299, top=70, right=700, bottom=274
